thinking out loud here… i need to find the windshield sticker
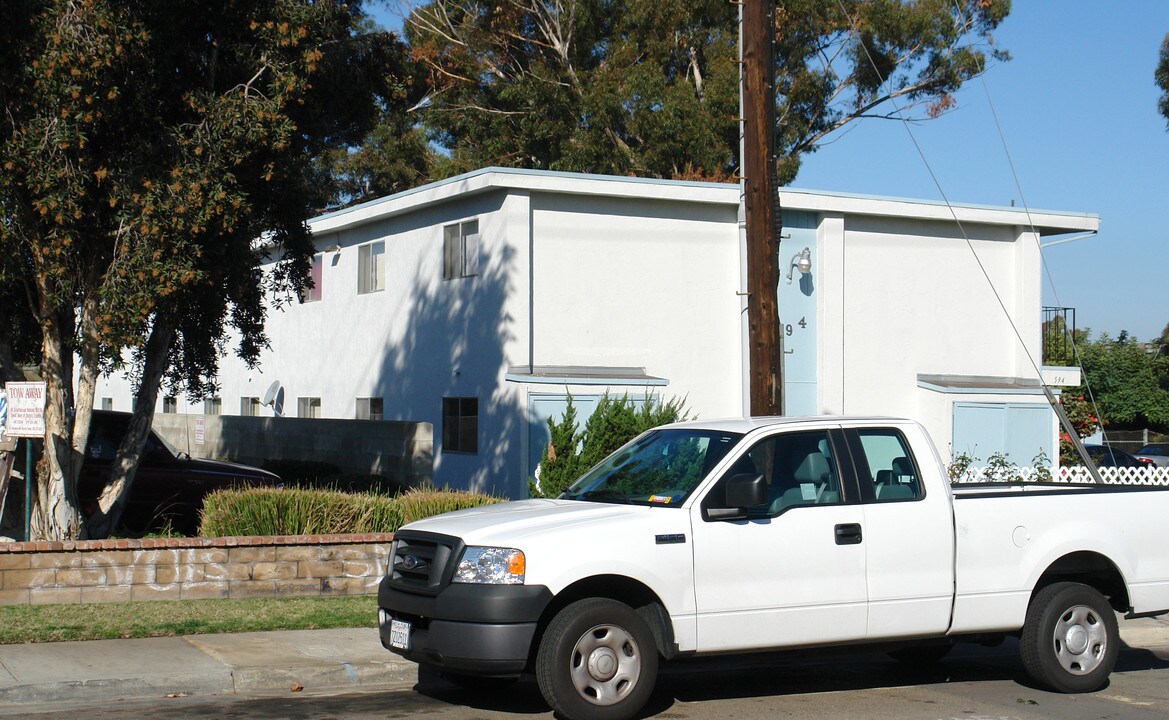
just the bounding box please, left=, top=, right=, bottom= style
left=648, top=495, right=673, bottom=504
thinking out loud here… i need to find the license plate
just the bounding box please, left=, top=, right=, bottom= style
left=390, top=619, right=411, bottom=650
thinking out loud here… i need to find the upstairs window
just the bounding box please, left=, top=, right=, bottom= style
left=442, top=397, right=478, bottom=454
left=443, top=220, right=479, bottom=280
left=300, top=254, right=323, bottom=303
left=163, top=396, right=177, bottom=414
left=203, top=398, right=221, bottom=416
left=358, top=241, right=385, bottom=294
left=356, top=397, right=384, bottom=421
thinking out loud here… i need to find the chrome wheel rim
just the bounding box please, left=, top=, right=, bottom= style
left=569, top=623, right=642, bottom=706
left=1053, top=604, right=1108, bottom=675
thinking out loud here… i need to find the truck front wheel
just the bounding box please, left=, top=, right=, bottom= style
left=536, top=598, right=659, bottom=720
left=1020, top=581, right=1119, bottom=693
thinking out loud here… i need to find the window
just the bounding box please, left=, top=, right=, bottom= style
left=712, top=430, right=842, bottom=517
left=300, top=254, right=323, bottom=303
left=203, top=398, right=221, bottom=416
left=852, top=429, right=922, bottom=502
left=442, top=397, right=478, bottom=453
left=298, top=397, right=321, bottom=418
left=100, top=397, right=113, bottom=410
left=241, top=396, right=260, bottom=416
left=443, top=220, right=479, bottom=280
left=358, top=241, right=385, bottom=294
left=356, top=397, right=384, bottom=421
left=163, top=396, right=177, bottom=414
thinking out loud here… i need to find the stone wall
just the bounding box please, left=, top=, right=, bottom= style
left=0, top=534, right=393, bottom=606
left=150, top=414, right=433, bottom=486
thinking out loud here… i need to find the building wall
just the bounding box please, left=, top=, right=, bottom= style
left=89, top=170, right=1098, bottom=496
left=529, top=192, right=743, bottom=418
left=834, top=216, right=1029, bottom=415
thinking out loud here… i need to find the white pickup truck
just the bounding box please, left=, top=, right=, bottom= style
left=377, top=416, right=1169, bottom=720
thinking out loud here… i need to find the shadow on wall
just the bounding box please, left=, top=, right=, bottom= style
left=372, top=219, right=521, bottom=498
left=151, top=414, right=434, bottom=486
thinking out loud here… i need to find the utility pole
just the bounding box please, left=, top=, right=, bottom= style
left=742, top=0, right=782, bottom=415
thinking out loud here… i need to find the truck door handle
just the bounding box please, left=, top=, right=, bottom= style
left=835, top=523, right=862, bottom=545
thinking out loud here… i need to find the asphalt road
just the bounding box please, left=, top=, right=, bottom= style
left=16, top=636, right=1169, bottom=720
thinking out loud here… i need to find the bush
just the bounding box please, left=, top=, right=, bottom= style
left=397, top=488, right=505, bottom=524
left=532, top=392, right=689, bottom=499
left=198, top=486, right=502, bottom=537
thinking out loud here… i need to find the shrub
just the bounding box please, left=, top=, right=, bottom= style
left=531, top=392, right=690, bottom=498
left=397, top=488, right=504, bottom=524
left=198, top=486, right=502, bottom=537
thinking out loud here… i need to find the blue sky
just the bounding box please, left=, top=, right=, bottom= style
left=372, top=2, right=1169, bottom=340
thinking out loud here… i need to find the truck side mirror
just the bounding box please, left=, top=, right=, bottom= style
left=707, top=473, right=766, bottom=520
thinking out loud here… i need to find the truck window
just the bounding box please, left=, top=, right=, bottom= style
left=711, top=430, right=844, bottom=517
left=853, top=429, right=922, bottom=502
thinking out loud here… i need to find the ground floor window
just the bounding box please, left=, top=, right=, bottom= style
left=356, top=397, right=384, bottom=421
left=443, top=397, right=478, bottom=453
left=299, top=397, right=321, bottom=418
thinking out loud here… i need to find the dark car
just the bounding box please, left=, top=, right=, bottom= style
left=1083, top=444, right=1152, bottom=469
left=79, top=410, right=281, bottom=535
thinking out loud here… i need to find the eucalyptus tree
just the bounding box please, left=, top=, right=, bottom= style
left=0, top=0, right=411, bottom=539
left=401, top=0, right=1010, bottom=182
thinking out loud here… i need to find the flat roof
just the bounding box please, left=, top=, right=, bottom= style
left=310, top=166, right=1099, bottom=238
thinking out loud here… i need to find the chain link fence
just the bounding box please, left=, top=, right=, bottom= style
left=1101, top=429, right=1169, bottom=454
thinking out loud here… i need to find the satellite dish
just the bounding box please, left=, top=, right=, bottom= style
left=261, top=381, right=281, bottom=407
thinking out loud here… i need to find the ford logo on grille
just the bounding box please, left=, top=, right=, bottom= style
left=401, top=554, right=426, bottom=571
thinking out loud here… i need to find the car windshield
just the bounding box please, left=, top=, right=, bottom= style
left=564, top=428, right=742, bottom=506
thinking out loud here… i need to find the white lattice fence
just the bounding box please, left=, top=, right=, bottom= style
left=953, top=466, right=1169, bottom=485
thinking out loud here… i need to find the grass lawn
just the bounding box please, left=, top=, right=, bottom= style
left=0, top=595, right=377, bottom=644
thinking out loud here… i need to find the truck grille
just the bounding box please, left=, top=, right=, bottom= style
left=387, top=531, right=460, bottom=595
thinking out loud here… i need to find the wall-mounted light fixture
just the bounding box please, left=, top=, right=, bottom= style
left=324, top=244, right=342, bottom=254
left=786, top=247, right=812, bottom=284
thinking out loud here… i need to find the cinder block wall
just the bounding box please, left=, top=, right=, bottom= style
left=0, top=534, right=393, bottom=606
left=150, top=415, right=433, bottom=486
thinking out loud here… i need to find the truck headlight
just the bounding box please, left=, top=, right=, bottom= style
left=453, top=546, right=526, bottom=585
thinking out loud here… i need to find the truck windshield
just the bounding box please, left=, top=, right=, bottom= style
left=563, top=429, right=743, bottom=506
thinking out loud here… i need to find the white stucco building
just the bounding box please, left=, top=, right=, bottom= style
left=95, top=168, right=1098, bottom=497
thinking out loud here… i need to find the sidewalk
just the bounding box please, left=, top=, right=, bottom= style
left=0, top=627, right=419, bottom=711
left=0, top=617, right=1166, bottom=712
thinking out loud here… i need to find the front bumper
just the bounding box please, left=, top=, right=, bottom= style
left=378, top=577, right=554, bottom=676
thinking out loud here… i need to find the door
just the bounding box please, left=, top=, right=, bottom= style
left=690, top=429, right=868, bottom=652
left=844, top=427, right=955, bottom=639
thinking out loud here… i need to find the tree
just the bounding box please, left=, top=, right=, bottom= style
left=1157, top=33, right=1169, bottom=126
left=405, top=0, right=741, bottom=180
left=0, top=0, right=412, bottom=539
left=403, top=0, right=1009, bottom=184
left=532, top=393, right=689, bottom=499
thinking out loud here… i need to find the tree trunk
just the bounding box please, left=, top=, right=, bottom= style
left=85, top=315, right=175, bottom=538
left=743, top=0, right=782, bottom=415
left=28, top=306, right=84, bottom=541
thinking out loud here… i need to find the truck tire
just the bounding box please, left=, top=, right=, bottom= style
left=1020, top=582, right=1119, bottom=693
left=536, top=598, right=659, bottom=720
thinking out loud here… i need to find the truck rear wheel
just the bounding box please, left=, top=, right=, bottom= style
left=1020, top=582, right=1118, bottom=693
left=536, top=598, right=658, bottom=720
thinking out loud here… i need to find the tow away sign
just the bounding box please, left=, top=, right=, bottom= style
left=4, top=382, right=47, bottom=438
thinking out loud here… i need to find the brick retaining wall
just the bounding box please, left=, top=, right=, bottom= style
left=0, top=534, right=393, bottom=606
